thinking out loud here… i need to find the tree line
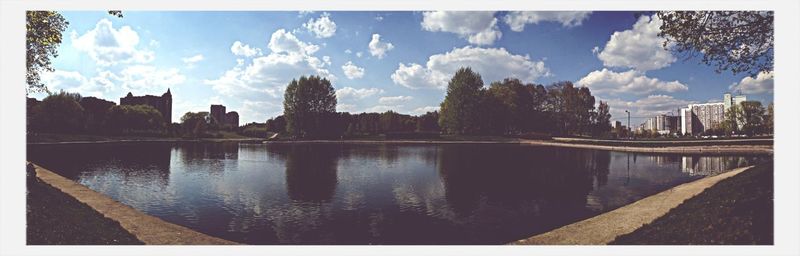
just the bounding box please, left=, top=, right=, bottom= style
left=277, top=67, right=611, bottom=139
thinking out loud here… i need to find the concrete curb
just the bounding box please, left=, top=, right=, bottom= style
left=509, top=165, right=755, bottom=245
left=30, top=163, right=239, bottom=245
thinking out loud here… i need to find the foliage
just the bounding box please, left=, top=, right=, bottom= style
left=265, top=115, right=287, bottom=134
left=26, top=11, right=69, bottom=93
left=722, top=104, right=742, bottom=135
left=180, top=111, right=212, bottom=137
left=240, top=122, right=270, bottom=138
left=593, top=101, right=612, bottom=136
left=28, top=91, right=85, bottom=133
left=439, top=67, right=487, bottom=135
left=416, top=111, right=440, bottom=132
left=738, top=101, right=766, bottom=136
left=656, top=11, right=773, bottom=76
left=79, top=97, right=116, bottom=134
left=283, top=76, right=338, bottom=139
left=105, top=105, right=166, bottom=135
left=764, top=103, right=774, bottom=134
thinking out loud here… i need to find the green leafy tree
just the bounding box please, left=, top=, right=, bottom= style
left=738, top=101, right=766, bottom=136
left=26, top=11, right=69, bottom=93
left=283, top=76, right=338, bottom=139
left=722, top=104, right=742, bottom=135
left=487, top=78, right=534, bottom=134
left=416, top=111, right=440, bottom=132
left=105, top=105, right=166, bottom=135
left=28, top=91, right=85, bottom=133
left=179, top=111, right=211, bottom=137
left=439, top=67, right=485, bottom=135
left=764, top=103, right=774, bottom=134
left=594, top=101, right=612, bottom=136
left=656, top=11, right=773, bottom=76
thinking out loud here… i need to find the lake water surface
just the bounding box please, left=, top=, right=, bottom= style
left=27, top=142, right=768, bottom=244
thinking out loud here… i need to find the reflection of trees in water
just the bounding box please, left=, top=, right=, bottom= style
left=283, top=144, right=341, bottom=202
left=28, top=142, right=173, bottom=185
left=434, top=145, right=611, bottom=243
left=176, top=141, right=239, bottom=161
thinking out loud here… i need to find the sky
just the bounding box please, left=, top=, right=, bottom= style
left=34, top=11, right=774, bottom=125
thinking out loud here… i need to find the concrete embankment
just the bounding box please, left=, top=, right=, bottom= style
left=30, top=163, right=238, bottom=245
left=510, top=165, right=755, bottom=245
left=520, top=139, right=773, bottom=154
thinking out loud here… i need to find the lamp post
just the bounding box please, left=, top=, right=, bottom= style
left=625, top=110, right=631, bottom=139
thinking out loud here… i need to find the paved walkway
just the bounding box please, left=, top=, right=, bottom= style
left=521, top=140, right=773, bottom=154
left=31, top=163, right=238, bottom=245
left=510, top=165, right=754, bottom=245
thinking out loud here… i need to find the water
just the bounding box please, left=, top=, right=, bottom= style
left=27, top=142, right=769, bottom=244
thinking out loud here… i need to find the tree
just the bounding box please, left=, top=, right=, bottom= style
left=283, top=76, right=338, bottom=139
left=738, top=101, right=766, bottom=136
left=266, top=115, right=287, bottom=134
left=28, top=91, right=85, bottom=133
left=656, top=11, right=773, bottom=76
left=416, top=111, right=440, bottom=132
left=105, top=105, right=166, bottom=135
left=593, top=101, right=612, bottom=136
left=722, top=104, right=742, bottom=135
left=80, top=97, right=116, bottom=134
left=439, top=67, right=485, bottom=135
left=26, top=11, right=69, bottom=93
left=179, top=111, right=212, bottom=137
left=764, top=103, right=774, bottom=135
left=487, top=78, right=534, bottom=134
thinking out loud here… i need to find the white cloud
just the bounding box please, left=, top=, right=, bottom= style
left=40, top=70, right=114, bottom=98
left=577, top=68, right=688, bottom=96
left=335, top=87, right=383, bottom=101
left=303, top=12, right=337, bottom=38
left=729, top=71, right=774, bottom=94
left=231, top=41, right=262, bottom=57
left=368, top=34, right=394, bottom=59
left=71, top=18, right=154, bottom=66
left=345, top=49, right=352, bottom=54
left=239, top=100, right=282, bottom=123
left=115, top=65, right=186, bottom=94
left=297, top=11, right=314, bottom=17
left=337, top=104, right=357, bottom=113
left=375, top=15, right=384, bottom=22
left=421, top=11, right=502, bottom=45
left=379, top=95, right=413, bottom=105
left=268, top=29, right=320, bottom=55
left=206, top=29, right=336, bottom=100
left=412, top=106, right=440, bottom=115
left=364, top=105, right=400, bottom=113
left=181, top=54, right=204, bottom=66
left=341, top=61, right=365, bottom=79
left=596, top=15, right=675, bottom=72
left=356, top=52, right=364, bottom=58
left=391, top=46, right=550, bottom=89
left=504, top=11, right=592, bottom=31
left=604, top=95, right=696, bottom=123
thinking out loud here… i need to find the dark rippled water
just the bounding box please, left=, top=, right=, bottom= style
left=27, top=142, right=768, bottom=244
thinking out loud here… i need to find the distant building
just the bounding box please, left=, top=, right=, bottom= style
left=686, top=103, right=725, bottom=135
left=680, top=108, right=693, bottom=135
left=120, top=89, right=172, bottom=122
left=210, top=104, right=226, bottom=125
left=225, top=111, right=239, bottom=128
left=723, top=93, right=747, bottom=112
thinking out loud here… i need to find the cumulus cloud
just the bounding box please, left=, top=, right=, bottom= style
left=335, top=87, right=383, bottom=101
left=181, top=54, right=204, bottom=66
left=729, top=71, right=774, bottom=94
left=368, top=34, right=394, bottom=59
left=70, top=18, right=154, bottom=66
left=205, top=29, right=335, bottom=99
left=504, top=11, right=592, bottom=31
left=596, top=15, right=675, bottom=72
left=303, top=12, right=337, bottom=38
left=577, top=68, right=688, bottom=96
left=378, top=95, right=413, bottom=105
left=412, top=106, right=440, bottom=115
left=231, top=41, right=262, bottom=57
left=604, top=95, right=696, bottom=123
left=40, top=70, right=114, bottom=98
left=238, top=100, right=282, bottom=123
left=391, top=46, right=550, bottom=89
left=341, top=61, right=365, bottom=79
left=116, top=65, right=186, bottom=94
left=421, top=11, right=502, bottom=45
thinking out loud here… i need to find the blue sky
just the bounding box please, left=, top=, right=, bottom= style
left=35, top=11, right=774, bottom=124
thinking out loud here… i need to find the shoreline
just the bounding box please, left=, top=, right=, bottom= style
left=27, top=137, right=773, bottom=154
left=29, top=163, right=238, bottom=245
left=510, top=165, right=756, bottom=245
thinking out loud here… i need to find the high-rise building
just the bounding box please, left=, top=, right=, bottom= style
left=120, top=89, right=172, bottom=123
left=687, top=102, right=725, bottom=134
left=681, top=108, right=692, bottom=135
left=210, top=104, right=226, bottom=125
left=723, top=93, right=747, bottom=112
